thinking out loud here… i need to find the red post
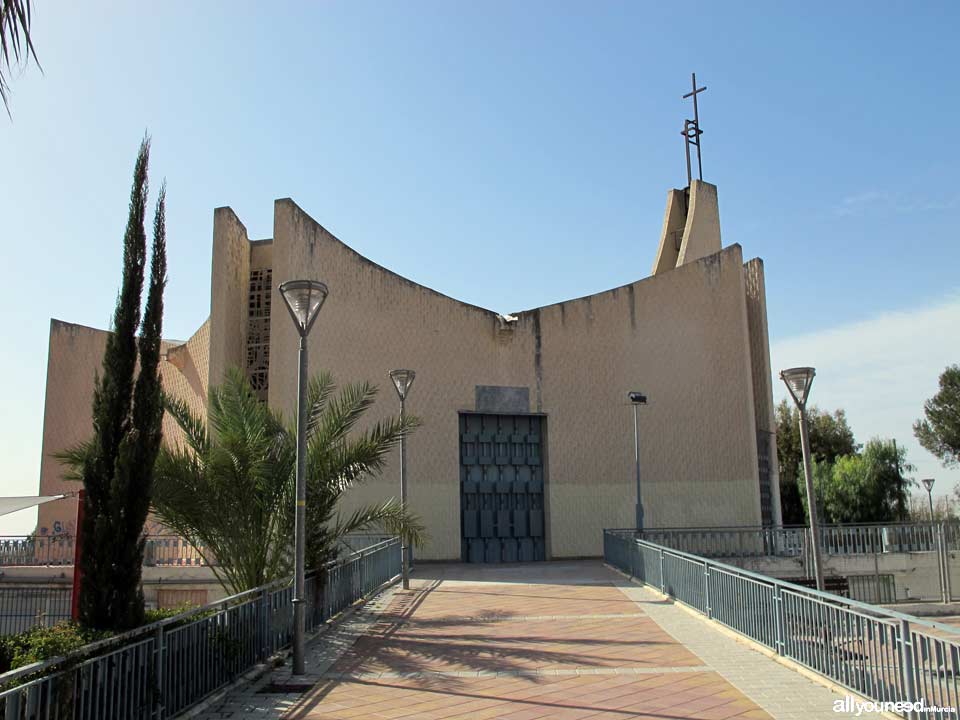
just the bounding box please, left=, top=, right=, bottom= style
left=71, top=489, right=84, bottom=622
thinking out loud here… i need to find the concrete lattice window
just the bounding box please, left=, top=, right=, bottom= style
left=246, top=268, right=272, bottom=399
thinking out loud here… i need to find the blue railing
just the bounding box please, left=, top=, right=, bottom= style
left=635, top=522, right=960, bottom=559
left=0, top=537, right=401, bottom=719
left=604, top=529, right=960, bottom=719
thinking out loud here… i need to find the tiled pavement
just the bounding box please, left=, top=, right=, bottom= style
left=191, top=561, right=862, bottom=719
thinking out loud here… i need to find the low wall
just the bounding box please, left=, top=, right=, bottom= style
left=730, top=550, right=957, bottom=602
left=0, top=566, right=228, bottom=611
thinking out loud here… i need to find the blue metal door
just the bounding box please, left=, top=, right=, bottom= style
left=460, top=413, right=545, bottom=563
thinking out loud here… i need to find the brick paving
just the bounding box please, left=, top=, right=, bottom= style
left=191, top=561, right=861, bottom=719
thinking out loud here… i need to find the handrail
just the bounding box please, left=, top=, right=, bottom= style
left=604, top=528, right=960, bottom=634
left=604, top=529, right=960, bottom=718
left=0, top=537, right=400, bottom=688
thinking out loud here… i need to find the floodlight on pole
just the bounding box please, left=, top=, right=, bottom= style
left=780, top=367, right=825, bottom=592
left=279, top=279, right=328, bottom=676
left=389, top=369, right=415, bottom=590
left=628, top=391, right=647, bottom=531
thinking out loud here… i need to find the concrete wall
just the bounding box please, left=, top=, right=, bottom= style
left=0, top=566, right=227, bottom=609
left=676, top=180, right=722, bottom=266
left=729, top=551, right=960, bottom=603
left=262, top=199, right=764, bottom=560
left=743, top=259, right=782, bottom=526
left=208, top=207, right=250, bottom=390
left=35, top=319, right=211, bottom=536
left=35, top=186, right=777, bottom=564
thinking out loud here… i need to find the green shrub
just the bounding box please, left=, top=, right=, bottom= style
left=0, top=623, right=110, bottom=674
left=143, top=603, right=197, bottom=625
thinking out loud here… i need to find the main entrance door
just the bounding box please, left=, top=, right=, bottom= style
left=459, top=413, right=546, bottom=563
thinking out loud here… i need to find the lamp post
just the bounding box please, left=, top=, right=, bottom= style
left=279, top=279, right=328, bottom=676
left=389, top=369, right=415, bottom=590
left=628, top=391, right=647, bottom=531
left=923, top=478, right=936, bottom=521
left=780, top=367, right=825, bottom=592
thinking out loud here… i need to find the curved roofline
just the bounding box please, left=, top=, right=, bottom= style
left=278, top=198, right=504, bottom=320
left=279, top=198, right=744, bottom=323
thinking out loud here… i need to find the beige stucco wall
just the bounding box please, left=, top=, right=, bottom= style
left=676, top=180, right=722, bottom=266
left=743, top=259, right=783, bottom=526
left=651, top=189, right=686, bottom=275
left=36, top=187, right=776, bottom=564
left=259, top=199, right=763, bottom=561
left=208, top=207, right=250, bottom=390
left=36, top=319, right=211, bottom=536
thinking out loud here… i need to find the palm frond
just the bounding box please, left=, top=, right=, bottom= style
left=53, top=439, right=94, bottom=483
left=333, top=500, right=428, bottom=549
left=1, top=0, right=41, bottom=115
left=162, top=392, right=208, bottom=456
left=306, top=371, right=335, bottom=436
left=153, top=366, right=424, bottom=591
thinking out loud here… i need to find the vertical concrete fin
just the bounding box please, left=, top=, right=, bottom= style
left=743, top=258, right=783, bottom=526
left=209, top=206, right=250, bottom=390
left=676, top=180, right=722, bottom=267
left=651, top=189, right=688, bottom=276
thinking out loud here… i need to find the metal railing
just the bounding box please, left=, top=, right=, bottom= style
left=0, top=587, right=72, bottom=636
left=0, top=537, right=401, bottom=719
left=636, top=522, right=960, bottom=559
left=0, top=536, right=75, bottom=567
left=605, top=529, right=960, bottom=719
left=0, top=536, right=212, bottom=568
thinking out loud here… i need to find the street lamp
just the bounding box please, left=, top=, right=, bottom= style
left=780, top=367, right=825, bottom=592
left=279, top=279, right=328, bottom=676
left=389, top=369, right=415, bottom=590
left=628, top=391, right=647, bottom=531
left=923, top=478, right=936, bottom=521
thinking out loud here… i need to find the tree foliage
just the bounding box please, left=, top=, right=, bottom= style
left=799, top=440, right=914, bottom=524
left=910, top=491, right=958, bottom=523
left=152, top=368, right=426, bottom=595
left=0, top=0, right=40, bottom=115
left=775, top=399, right=858, bottom=524
left=914, top=364, right=960, bottom=469
left=57, top=138, right=167, bottom=631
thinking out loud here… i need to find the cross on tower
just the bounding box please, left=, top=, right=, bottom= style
left=682, top=72, right=707, bottom=186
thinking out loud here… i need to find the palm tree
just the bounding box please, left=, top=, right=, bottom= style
left=1, top=0, right=40, bottom=115
left=152, top=367, right=425, bottom=594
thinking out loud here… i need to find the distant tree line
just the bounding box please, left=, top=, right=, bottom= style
left=777, top=361, right=960, bottom=527
left=776, top=401, right=912, bottom=526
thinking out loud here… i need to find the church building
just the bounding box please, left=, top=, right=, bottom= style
left=36, top=172, right=782, bottom=562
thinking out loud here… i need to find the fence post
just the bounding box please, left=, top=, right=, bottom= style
left=659, top=547, right=666, bottom=594
left=898, top=618, right=917, bottom=717
left=937, top=523, right=952, bottom=603
left=773, top=585, right=786, bottom=656
left=153, top=623, right=165, bottom=720
left=703, top=561, right=712, bottom=619
left=258, top=587, right=270, bottom=658
left=360, top=549, right=367, bottom=595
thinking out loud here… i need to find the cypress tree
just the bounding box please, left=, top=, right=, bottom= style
left=73, top=138, right=167, bottom=630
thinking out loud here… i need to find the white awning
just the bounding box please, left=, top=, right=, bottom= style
left=0, top=495, right=67, bottom=517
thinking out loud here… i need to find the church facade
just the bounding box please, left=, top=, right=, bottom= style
left=37, top=179, right=781, bottom=561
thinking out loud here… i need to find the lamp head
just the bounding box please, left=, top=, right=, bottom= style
left=389, top=369, right=416, bottom=401
left=780, top=367, right=816, bottom=410
left=628, top=391, right=647, bottom=405
left=279, top=280, right=328, bottom=337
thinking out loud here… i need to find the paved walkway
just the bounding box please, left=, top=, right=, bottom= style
left=192, top=561, right=861, bottom=719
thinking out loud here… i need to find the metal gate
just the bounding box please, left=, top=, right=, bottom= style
left=459, top=413, right=546, bottom=563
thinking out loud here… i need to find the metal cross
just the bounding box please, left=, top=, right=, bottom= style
left=682, top=72, right=707, bottom=186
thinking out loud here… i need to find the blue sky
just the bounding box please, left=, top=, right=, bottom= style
left=1, top=2, right=959, bottom=532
